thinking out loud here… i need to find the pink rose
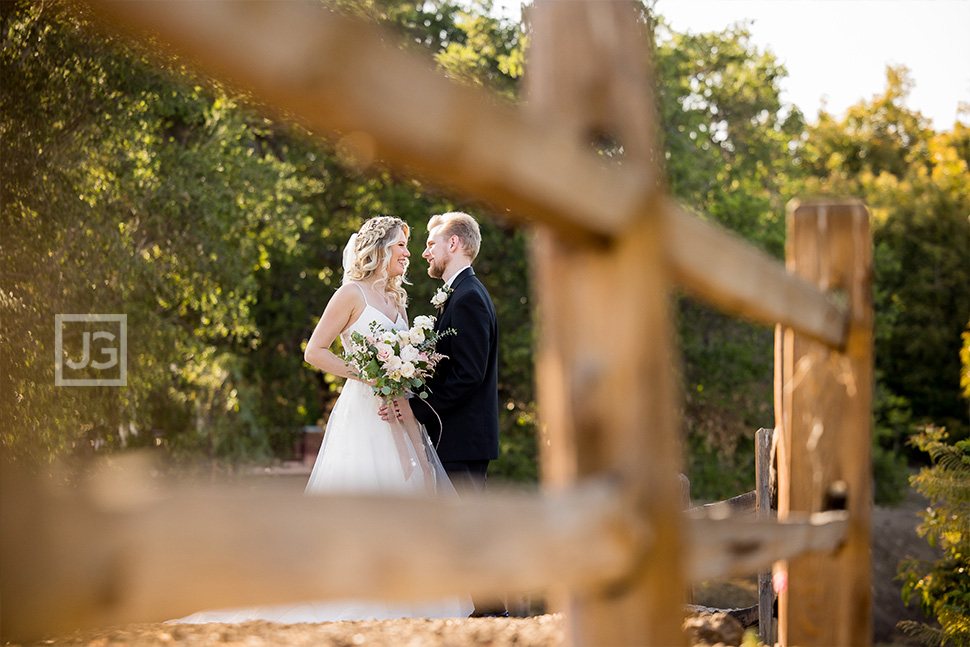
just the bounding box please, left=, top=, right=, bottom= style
left=375, top=343, right=394, bottom=362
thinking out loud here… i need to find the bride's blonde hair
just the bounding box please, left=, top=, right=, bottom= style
left=342, top=216, right=409, bottom=308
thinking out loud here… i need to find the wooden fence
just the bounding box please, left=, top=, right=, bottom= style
left=688, top=428, right=774, bottom=642
left=0, top=1, right=872, bottom=645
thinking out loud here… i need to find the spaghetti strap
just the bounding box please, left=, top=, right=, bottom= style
left=350, top=281, right=369, bottom=307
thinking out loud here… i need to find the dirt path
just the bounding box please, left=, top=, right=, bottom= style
left=870, top=489, right=940, bottom=646
left=13, top=616, right=566, bottom=647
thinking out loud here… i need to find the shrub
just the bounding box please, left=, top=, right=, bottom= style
left=897, top=425, right=970, bottom=646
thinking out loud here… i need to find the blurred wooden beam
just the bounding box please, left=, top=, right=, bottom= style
left=0, top=464, right=642, bottom=642
left=525, top=2, right=687, bottom=645
left=665, top=200, right=849, bottom=349
left=2, top=460, right=855, bottom=642
left=691, top=490, right=758, bottom=517
left=32, top=6, right=873, bottom=647
left=687, top=510, right=849, bottom=581
left=85, top=0, right=651, bottom=245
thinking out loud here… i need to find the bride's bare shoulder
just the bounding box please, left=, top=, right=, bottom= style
left=326, top=282, right=366, bottom=313
left=335, top=281, right=367, bottom=297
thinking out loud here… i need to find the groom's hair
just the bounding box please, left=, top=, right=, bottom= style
left=428, top=212, right=481, bottom=262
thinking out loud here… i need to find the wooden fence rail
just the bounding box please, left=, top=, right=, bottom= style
left=1, top=2, right=873, bottom=645
left=1, top=459, right=850, bottom=641
left=1, top=470, right=637, bottom=639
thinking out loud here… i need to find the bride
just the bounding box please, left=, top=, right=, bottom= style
left=174, top=216, right=472, bottom=624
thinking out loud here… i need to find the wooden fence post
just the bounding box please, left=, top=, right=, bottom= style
left=756, top=427, right=776, bottom=645
left=775, top=200, right=873, bottom=646
left=527, top=2, right=685, bottom=645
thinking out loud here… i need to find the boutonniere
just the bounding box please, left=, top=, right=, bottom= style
left=431, top=285, right=452, bottom=310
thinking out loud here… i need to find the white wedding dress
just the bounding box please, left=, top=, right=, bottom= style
left=174, top=300, right=472, bottom=624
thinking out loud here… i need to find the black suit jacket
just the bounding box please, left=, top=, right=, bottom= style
left=410, top=267, right=499, bottom=463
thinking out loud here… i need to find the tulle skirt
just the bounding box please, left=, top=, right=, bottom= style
left=173, top=379, right=471, bottom=624
left=305, top=379, right=452, bottom=498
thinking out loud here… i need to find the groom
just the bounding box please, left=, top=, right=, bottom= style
left=391, top=211, right=500, bottom=495
left=392, top=211, right=506, bottom=618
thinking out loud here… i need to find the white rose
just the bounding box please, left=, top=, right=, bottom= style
left=382, top=331, right=398, bottom=345
left=408, top=326, right=426, bottom=345
left=400, top=344, right=420, bottom=363
left=413, top=315, right=435, bottom=331
left=383, top=355, right=403, bottom=374
left=399, top=362, right=416, bottom=378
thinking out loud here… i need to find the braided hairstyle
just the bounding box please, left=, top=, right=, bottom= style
left=343, top=216, right=410, bottom=308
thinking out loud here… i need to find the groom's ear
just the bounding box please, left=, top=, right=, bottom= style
left=448, top=235, right=460, bottom=253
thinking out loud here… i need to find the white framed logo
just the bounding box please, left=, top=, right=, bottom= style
left=55, top=314, right=127, bottom=386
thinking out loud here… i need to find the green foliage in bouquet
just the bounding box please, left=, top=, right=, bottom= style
left=344, top=318, right=455, bottom=401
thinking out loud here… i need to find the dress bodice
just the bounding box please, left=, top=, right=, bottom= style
left=340, top=304, right=407, bottom=349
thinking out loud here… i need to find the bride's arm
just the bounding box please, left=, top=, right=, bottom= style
left=304, top=285, right=365, bottom=380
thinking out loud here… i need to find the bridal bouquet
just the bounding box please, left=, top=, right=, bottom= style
left=345, top=315, right=454, bottom=401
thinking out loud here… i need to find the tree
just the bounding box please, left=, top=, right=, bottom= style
left=15, top=0, right=959, bottom=506
left=1, top=1, right=318, bottom=463
left=0, top=0, right=542, bottom=480
left=653, top=18, right=805, bottom=253
left=801, top=66, right=970, bottom=446
left=651, top=17, right=804, bottom=498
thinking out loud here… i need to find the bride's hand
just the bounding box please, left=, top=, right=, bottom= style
left=377, top=400, right=401, bottom=422
left=378, top=396, right=414, bottom=424
left=345, top=364, right=374, bottom=386
left=378, top=401, right=390, bottom=421
left=349, top=372, right=377, bottom=388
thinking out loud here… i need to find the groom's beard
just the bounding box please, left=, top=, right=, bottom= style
left=427, top=258, right=446, bottom=280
